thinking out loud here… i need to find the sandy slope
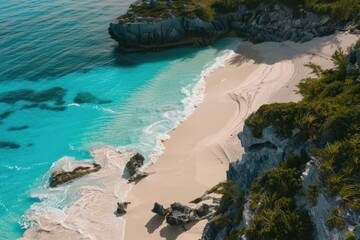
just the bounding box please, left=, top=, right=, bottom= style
left=123, top=31, right=359, bottom=240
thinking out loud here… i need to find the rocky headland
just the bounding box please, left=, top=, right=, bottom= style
left=109, top=2, right=349, bottom=50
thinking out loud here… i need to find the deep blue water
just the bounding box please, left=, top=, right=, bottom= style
left=0, top=0, right=234, bottom=238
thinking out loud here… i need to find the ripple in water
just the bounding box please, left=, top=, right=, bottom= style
left=0, top=0, right=238, bottom=238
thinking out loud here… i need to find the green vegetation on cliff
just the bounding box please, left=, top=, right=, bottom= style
left=245, top=165, right=314, bottom=240
left=241, top=0, right=360, bottom=22
left=121, top=0, right=359, bottom=25
left=214, top=41, right=360, bottom=239
left=121, top=0, right=217, bottom=22
left=247, top=41, right=360, bottom=213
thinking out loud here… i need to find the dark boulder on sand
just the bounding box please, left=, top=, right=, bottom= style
left=116, top=201, right=131, bottom=215
left=125, top=153, right=145, bottom=176
left=151, top=202, right=170, bottom=217
left=166, top=202, right=194, bottom=226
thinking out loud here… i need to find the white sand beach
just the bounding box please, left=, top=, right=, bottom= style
left=123, top=31, right=359, bottom=240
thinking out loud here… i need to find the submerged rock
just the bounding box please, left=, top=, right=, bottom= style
left=0, top=141, right=20, bottom=149
left=0, top=110, right=13, bottom=120
left=125, top=153, right=145, bottom=176
left=73, top=92, right=112, bottom=105
left=0, top=87, right=66, bottom=105
left=50, top=163, right=101, bottom=187
left=38, top=103, right=66, bottom=111
left=8, top=125, right=29, bottom=131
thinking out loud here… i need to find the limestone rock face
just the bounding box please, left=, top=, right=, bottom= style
left=356, top=49, right=360, bottom=67
left=227, top=125, right=288, bottom=192
left=202, top=125, right=294, bottom=240
left=109, top=15, right=230, bottom=50
left=50, top=163, right=101, bottom=187
left=109, top=3, right=341, bottom=50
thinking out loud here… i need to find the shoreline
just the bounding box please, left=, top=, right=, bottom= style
left=20, top=31, right=359, bottom=240
left=20, top=40, right=239, bottom=240
left=123, top=31, right=359, bottom=240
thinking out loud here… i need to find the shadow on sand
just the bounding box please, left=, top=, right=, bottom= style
left=144, top=213, right=199, bottom=240
left=229, top=32, right=348, bottom=66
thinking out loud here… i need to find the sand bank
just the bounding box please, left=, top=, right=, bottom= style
left=123, top=31, right=359, bottom=240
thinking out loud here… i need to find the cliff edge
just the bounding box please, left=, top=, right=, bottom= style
left=109, top=3, right=342, bottom=50
left=201, top=44, right=360, bottom=240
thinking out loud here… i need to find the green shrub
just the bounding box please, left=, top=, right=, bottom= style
left=241, top=0, right=360, bottom=23
left=345, top=231, right=356, bottom=240
left=245, top=165, right=314, bottom=240
left=327, top=215, right=345, bottom=230
left=306, top=185, right=321, bottom=206
left=193, top=6, right=214, bottom=22
left=211, top=0, right=242, bottom=13
left=213, top=215, right=232, bottom=228
left=246, top=102, right=302, bottom=138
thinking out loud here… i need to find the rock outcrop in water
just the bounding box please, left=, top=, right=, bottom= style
left=0, top=141, right=20, bottom=149
left=50, top=163, right=101, bottom=187
left=7, top=125, right=29, bottom=131
left=109, top=3, right=342, bottom=50
left=0, top=110, right=13, bottom=121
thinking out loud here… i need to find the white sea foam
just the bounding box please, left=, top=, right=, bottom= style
left=68, top=102, right=116, bottom=114
left=67, top=103, right=80, bottom=107
left=4, top=165, right=31, bottom=171
left=22, top=39, right=241, bottom=240
left=148, top=41, right=240, bottom=163
left=22, top=147, right=132, bottom=240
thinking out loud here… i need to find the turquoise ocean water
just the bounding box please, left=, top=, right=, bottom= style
left=0, top=0, right=236, bottom=238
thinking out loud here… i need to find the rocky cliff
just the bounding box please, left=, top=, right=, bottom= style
left=202, top=125, right=304, bottom=240
left=201, top=45, right=360, bottom=240
left=202, top=126, right=360, bottom=240
left=109, top=3, right=342, bottom=50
